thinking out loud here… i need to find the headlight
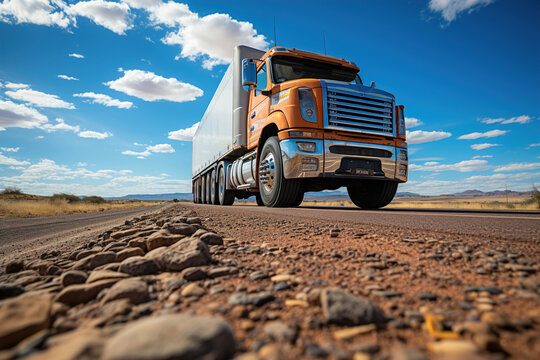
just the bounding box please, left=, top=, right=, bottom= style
left=399, top=107, right=406, bottom=135
left=399, top=164, right=407, bottom=177
left=399, top=149, right=408, bottom=161
left=298, top=88, right=317, bottom=123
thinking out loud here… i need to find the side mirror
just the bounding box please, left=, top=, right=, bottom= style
left=242, top=59, right=257, bottom=87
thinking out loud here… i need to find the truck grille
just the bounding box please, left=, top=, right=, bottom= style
left=325, top=86, right=394, bottom=136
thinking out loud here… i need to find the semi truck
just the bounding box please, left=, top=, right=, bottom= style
left=191, top=45, right=408, bottom=208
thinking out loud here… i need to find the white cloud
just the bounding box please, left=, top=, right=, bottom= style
left=0, top=0, right=71, bottom=28
left=69, top=53, right=84, bottom=58
left=162, top=12, right=268, bottom=69
left=105, top=69, right=203, bottom=103
left=458, top=129, right=508, bottom=140
left=74, top=92, right=133, bottom=109
left=405, top=117, right=423, bottom=129
left=133, top=142, right=147, bottom=146
left=0, top=153, right=29, bottom=166
left=68, top=0, right=133, bottom=35
left=480, top=115, right=532, bottom=125
left=0, top=100, right=48, bottom=129
left=1, top=147, right=19, bottom=152
left=494, top=163, right=540, bottom=172
left=6, top=87, right=75, bottom=109
left=77, top=162, right=88, bottom=167
left=472, top=155, right=492, bottom=159
left=147, top=143, right=174, bottom=153
left=35, top=135, right=44, bottom=139
left=41, top=118, right=80, bottom=133
left=428, top=0, right=494, bottom=23
left=406, top=130, right=451, bottom=144
left=527, top=143, right=540, bottom=149
left=58, top=74, right=79, bottom=81
left=5, top=82, right=29, bottom=89
left=168, top=122, right=198, bottom=141
left=78, top=130, right=112, bottom=139
left=410, top=159, right=490, bottom=172
left=471, top=143, right=500, bottom=150
left=122, top=149, right=151, bottom=157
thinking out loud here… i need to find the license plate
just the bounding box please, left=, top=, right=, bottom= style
left=352, top=168, right=374, bottom=175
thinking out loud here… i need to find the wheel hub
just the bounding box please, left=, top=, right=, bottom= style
left=259, top=153, right=276, bottom=192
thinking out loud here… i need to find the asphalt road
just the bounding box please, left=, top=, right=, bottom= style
left=186, top=203, right=540, bottom=242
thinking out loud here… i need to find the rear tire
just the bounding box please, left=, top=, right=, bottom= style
left=290, top=191, right=304, bottom=207
left=347, top=180, right=398, bottom=209
left=201, top=175, right=207, bottom=204
left=205, top=173, right=212, bottom=204
left=210, top=170, right=219, bottom=205
left=218, top=166, right=235, bottom=206
left=258, top=136, right=300, bottom=207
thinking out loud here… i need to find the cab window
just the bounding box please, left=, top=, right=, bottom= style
left=257, top=64, right=267, bottom=90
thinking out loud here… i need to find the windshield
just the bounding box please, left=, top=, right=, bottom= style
left=271, top=55, right=361, bottom=84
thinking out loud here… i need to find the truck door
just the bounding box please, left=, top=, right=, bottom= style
left=247, top=62, right=270, bottom=149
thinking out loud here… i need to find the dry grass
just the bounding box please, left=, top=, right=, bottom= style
left=0, top=194, right=165, bottom=218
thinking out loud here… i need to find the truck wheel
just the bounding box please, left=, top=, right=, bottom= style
left=290, top=191, right=304, bottom=207
left=347, top=180, right=398, bottom=209
left=197, top=178, right=202, bottom=203
left=201, top=176, right=206, bottom=204
left=193, top=180, right=197, bottom=203
left=210, top=170, right=219, bottom=205
left=255, top=193, right=264, bottom=206
left=258, top=136, right=299, bottom=207
left=206, top=173, right=212, bottom=204
left=218, top=166, right=235, bottom=205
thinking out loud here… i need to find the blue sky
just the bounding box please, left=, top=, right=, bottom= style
left=0, top=0, right=539, bottom=196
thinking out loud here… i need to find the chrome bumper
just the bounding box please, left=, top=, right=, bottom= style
left=280, top=138, right=407, bottom=182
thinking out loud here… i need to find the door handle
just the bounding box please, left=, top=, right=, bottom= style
left=251, top=111, right=256, bottom=119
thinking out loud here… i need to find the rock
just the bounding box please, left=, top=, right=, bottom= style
left=0, top=295, right=52, bottom=349
left=86, top=270, right=129, bottom=284
left=75, top=249, right=100, bottom=261
left=180, top=267, right=207, bottom=281
left=24, top=330, right=104, bottom=360
left=464, top=286, right=503, bottom=295
left=0, top=284, right=24, bottom=300
left=181, top=283, right=206, bottom=297
left=99, top=299, right=132, bottom=320
left=304, top=343, right=328, bottom=358
left=72, top=252, right=117, bottom=271
left=427, top=340, right=479, bottom=356
left=417, top=293, right=438, bottom=301
left=320, top=288, right=386, bottom=326
left=453, top=321, right=491, bottom=335
left=249, top=270, right=268, bottom=281
left=472, top=333, right=503, bottom=352
left=330, top=229, right=340, bottom=237
left=270, top=274, right=294, bottom=283
left=228, top=293, right=275, bottom=306
left=54, top=279, right=118, bottom=306
left=164, top=223, right=197, bottom=236
left=388, top=347, right=429, bottom=360
left=119, top=256, right=159, bottom=276
left=110, top=229, right=139, bottom=239
left=147, top=238, right=211, bottom=272
left=5, top=260, right=24, bottom=273
left=481, top=312, right=511, bottom=328
left=101, top=279, right=150, bottom=305
left=60, top=271, right=88, bottom=287
left=146, top=230, right=184, bottom=251
left=101, top=314, right=235, bottom=360
left=200, top=232, right=223, bottom=245
left=372, top=290, right=403, bottom=298
left=333, top=324, right=376, bottom=340
left=186, top=217, right=202, bottom=224
left=128, top=238, right=147, bottom=252
left=116, top=248, right=144, bottom=262
left=208, top=266, right=233, bottom=278
left=264, top=321, right=297, bottom=343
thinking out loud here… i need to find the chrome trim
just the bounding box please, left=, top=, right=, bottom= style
left=280, top=139, right=324, bottom=179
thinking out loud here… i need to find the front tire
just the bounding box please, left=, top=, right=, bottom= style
left=347, top=180, right=398, bottom=209
left=255, top=193, right=264, bottom=206
left=258, top=136, right=300, bottom=207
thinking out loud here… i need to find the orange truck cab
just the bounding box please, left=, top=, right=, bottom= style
left=192, top=45, right=408, bottom=208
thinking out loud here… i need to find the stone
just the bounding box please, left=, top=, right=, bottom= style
left=249, top=270, right=268, bottom=281
left=321, top=288, right=386, bottom=326
left=110, top=229, right=139, bottom=239
left=180, top=267, right=207, bottom=281
left=0, top=295, right=52, bottom=349
left=271, top=274, right=294, bottom=283
left=427, top=340, right=479, bottom=356
left=417, top=293, right=438, bottom=301
left=388, top=347, right=429, bottom=360
left=186, top=217, right=202, bottom=224
left=481, top=312, right=510, bottom=328
left=208, top=267, right=233, bottom=278
left=116, top=248, right=144, bottom=262
left=75, top=249, right=100, bottom=261
left=146, top=230, right=184, bottom=251
left=181, top=283, right=206, bottom=297
left=200, top=232, right=223, bottom=245
left=24, top=330, right=104, bottom=360
left=99, top=299, right=132, bottom=320
left=101, top=314, right=235, bottom=360
left=147, top=238, right=211, bottom=272
left=304, top=343, right=328, bottom=358
left=333, top=324, right=376, bottom=340
left=472, top=333, right=503, bottom=352
left=86, top=270, right=129, bottom=284
left=464, top=286, right=503, bottom=295
left=119, top=256, right=159, bottom=276
left=54, top=279, right=118, bottom=306
left=372, top=290, right=403, bottom=298
left=164, top=223, right=197, bottom=236
left=72, top=252, right=117, bottom=271
left=228, top=293, right=275, bottom=306
left=60, top=271, right=87, bottom=287
left=0, top=284, right=24, bottom=300
left=101, top=278, right=149, bottom=305
left=5, top=260, right=24, bottom=273
left=128, top=238, right=147, bottom=252
left=264, top=321, right=297, bottom=343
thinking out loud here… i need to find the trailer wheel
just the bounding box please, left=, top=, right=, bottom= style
left=205, top=173, right=212, bottom=204
left=347, top=180, right=398, bottom=209
left=193, top=179, right=197, bottom=203
left=218, top=166, right=234, bottom=206
left=210, top=169, right=219, bottom=205
left=201, top=175, right=206, bottom=204
left=258, top=136, right=300, bottom=207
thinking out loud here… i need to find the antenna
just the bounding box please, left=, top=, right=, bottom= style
left=323, top=30, right=327, bottom=55
left=273, top=17, right=277, bottom=47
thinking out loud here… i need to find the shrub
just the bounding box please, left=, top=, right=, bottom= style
left=2, top=186, right=23, bottom=194
left=51, top=193, right=80, bottom=203
left=82, top=196, right=106, bottom=204
left=533, top=185, right=540, bottom=209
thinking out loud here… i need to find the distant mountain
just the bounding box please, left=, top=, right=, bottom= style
left=443, top=189, right=529, bottom=197
left=106, top=193, right=192, bottom=201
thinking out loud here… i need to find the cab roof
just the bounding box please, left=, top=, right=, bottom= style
left=261, top=47, right=360, bottom=72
